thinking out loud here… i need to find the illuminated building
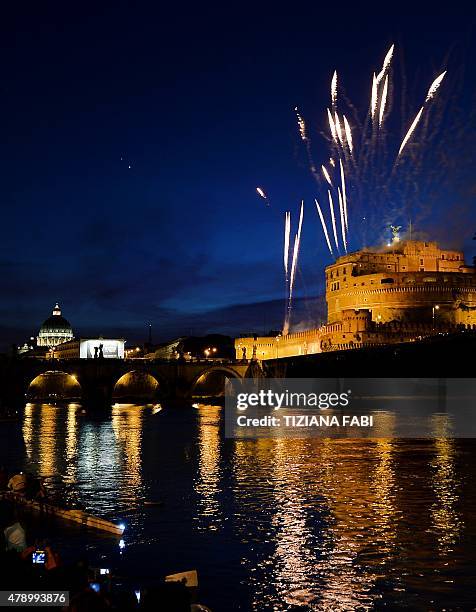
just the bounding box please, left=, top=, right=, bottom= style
left=235, top=240, right=476, bottom=359
left=37, top=303, right=74, bottom=348
left=48, top=338, right=125, bottom=359
left=326, top=240, right=476, bottom=324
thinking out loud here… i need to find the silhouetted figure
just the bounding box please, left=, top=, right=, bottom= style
left=94, top=347, right=99, bottom=359
left=98, top=344, right=104, bottom=359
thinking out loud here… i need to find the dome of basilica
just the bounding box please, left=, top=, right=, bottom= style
left=37, top=303, right=74, bottom=347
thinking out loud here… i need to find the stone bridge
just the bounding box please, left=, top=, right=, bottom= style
left=0, top=358, right=260, bottom=409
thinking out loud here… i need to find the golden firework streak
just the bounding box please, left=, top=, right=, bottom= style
left=339, top=159, right=348, bottom=232
left=379, top=74, right=389, bottom=127
left=331, top=70, right=337, bottom=106
left=371, top=72, right=378, bottom=120
left=327, top=108, right=337, bottom=142
left=328, top=190, right=339, bottom=251
left=425, top=71, right=447, bottom=102
left=338, top=187, right=347, bottom=253
left=321, top=165, right=333, bottom=186
left=284, top=211, right=291, bottom=279
left=343, top=115, right=353, bottom=153
left=315, top=199, right=333, bottom=256
left=398, top=107, right=424, bottom=156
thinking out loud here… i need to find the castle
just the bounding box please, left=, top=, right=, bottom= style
left=235, top=240, right=476, bottom=360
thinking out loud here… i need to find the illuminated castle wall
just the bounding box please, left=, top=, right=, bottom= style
left=235, top=240, right=476, bottom=360
left=326, top=241, right=476, bottom=325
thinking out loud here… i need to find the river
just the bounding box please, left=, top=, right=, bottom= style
left=1, top=402, right=475, bottom=610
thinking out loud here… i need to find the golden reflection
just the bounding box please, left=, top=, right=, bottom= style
left=64, top=403, right=79, bottom=485
left=111, top=404, right=144, bottom=498
left=309, top=439, right=376, bottom=611
left=194, top=404, right=223, bottom=530
left=232, top=436, right=404, bottom=610
left=371, top=413, right=398, bottom=548
left=430, top=415, right=463, bottom=554
left=22, top=403, right=60, bottom=477
left=23, top=403, right=34, bottom=461
left=268, top=438, right=315, bottom=608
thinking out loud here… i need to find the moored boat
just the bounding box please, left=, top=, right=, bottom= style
left=0, top=491, right=125, bottom=535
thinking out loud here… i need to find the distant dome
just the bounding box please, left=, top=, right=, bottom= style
left=37, top=303, right=74, bottom=348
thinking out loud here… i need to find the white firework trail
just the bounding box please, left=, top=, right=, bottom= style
left=398, top=106, right=424, bottom=156
left=329, top=157, right=335, bottom=167
left=284, top=211, right=291, bottom=279
left=315, top=199, right=333, bottom=256
left=425, top=71, right=447, bottom=102
left=328, top=190, right=339, bottom=251
left=294, top=107, right=308, bottom=141
left=376, top=43, right=395, bottom=83
left=321, top=164, right=333, bottom=186
left=327, top=108, right=337, bottom=142
left=334, top=112, right=344, bottom=144
left=379, top=74, right=389, bottom=127
left=256, top=187, right=267, bottom=200
left=338, top=187, right=347, bottom=253
left=343, top=115, right=353, bottom=153
left=371, top=72, right=378, bottom=120
left=287, top=201, right=304, bottom=329
left=331, top=70, right=337, bottom=106
left=339, top=158, right=348, bottom=231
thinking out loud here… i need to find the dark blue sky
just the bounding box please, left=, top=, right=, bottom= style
left=1, top=4, right=475, bottom=349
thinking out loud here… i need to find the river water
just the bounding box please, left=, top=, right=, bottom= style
left=1, top=402, right=475, bottom=610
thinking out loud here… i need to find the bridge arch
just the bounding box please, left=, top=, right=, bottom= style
left=113, top=370, right=161, bottom=401
left=27, top=370, right=82, bottom=401
left=190, top=366, right=242, bottom=398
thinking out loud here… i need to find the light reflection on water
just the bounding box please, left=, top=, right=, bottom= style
left=1, top=402, right=475, bottom=610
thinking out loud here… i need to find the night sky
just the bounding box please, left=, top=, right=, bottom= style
left=1, top=4, right=475, bottom=350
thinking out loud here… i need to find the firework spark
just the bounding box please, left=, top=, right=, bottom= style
left=294, top=106, right=308, bottom=141
left=331, top=70, right=337, bottom=106
left=315, top=199, right=333, bottom=256
left=321, top=164, right=333, bottom=186
left=338, top=187, right=347, bottom=253
left=284, top=211, right=291, bottom=279
left=376, top=43, right=395, bottom=83
left=289, top=201, right=304, bottom=304
left=339, top=159, right=348, bottom=231
left=379, top=74, right=389, bottom=127
left=371, top=72, right=378, bottom=120
left=327, top=108, right=337, bottom=142
left=343, top=115, right=353, bottom=153
left=256, top=187, right=268, bottom=201
left=334, top=112, right=344, bottom=144
left=329, top=157, right=335, bottom=167
left=398, top=106, right=424, bottom=156
left=425, top=71, right=447, bottom=102
left=328, top=190, right=339, bottom=251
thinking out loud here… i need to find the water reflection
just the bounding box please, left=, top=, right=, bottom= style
left=430, top=416, right=463, bottom=554
left=111, top=404, right=144, bottom=502
left=6, top=402, right=474, bottom=610
left=193, top=404, right=223, bottom=531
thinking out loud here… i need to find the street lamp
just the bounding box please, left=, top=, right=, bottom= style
left=275, top=334, right=281, bottom=359
left=432, top=304, right=440, bottom=329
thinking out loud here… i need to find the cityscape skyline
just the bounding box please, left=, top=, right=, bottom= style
left=1, top=5, right=475, bottom=351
